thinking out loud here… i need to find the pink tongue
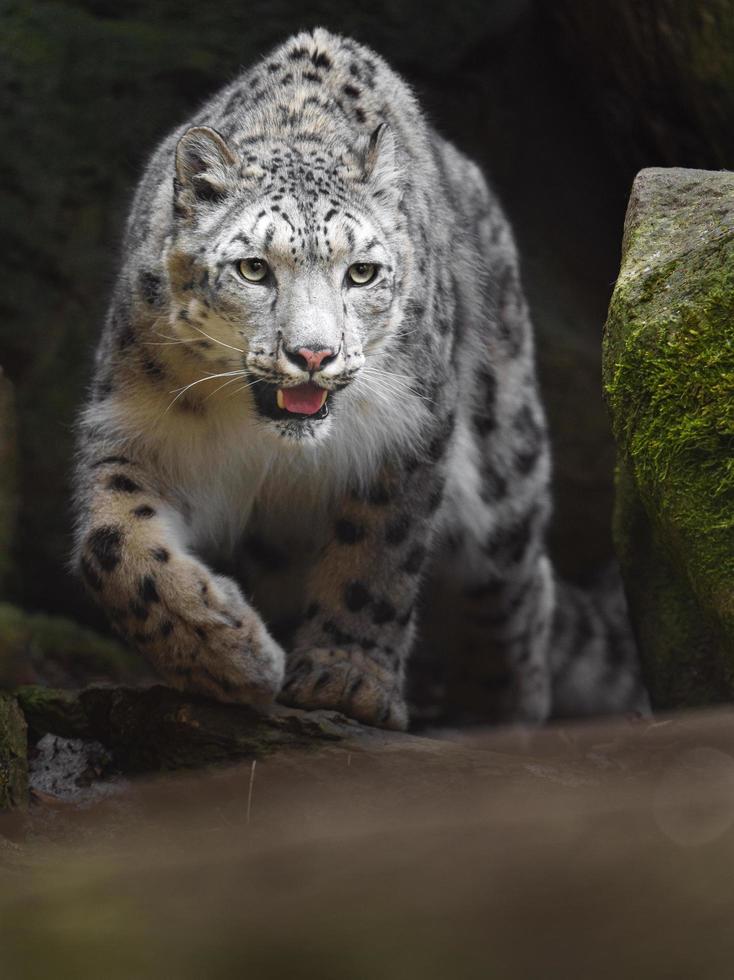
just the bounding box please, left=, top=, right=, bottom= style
left=281, top=383, right=325, bottom=415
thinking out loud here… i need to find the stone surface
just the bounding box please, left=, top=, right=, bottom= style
left=604, top=167, right=734, bottom=707
left=15, top=684, right=399, bottom=774
left=0, top=693, right=27, bottom=809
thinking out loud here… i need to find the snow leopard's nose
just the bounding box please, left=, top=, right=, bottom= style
left=283, top=345, right=338, bottom=373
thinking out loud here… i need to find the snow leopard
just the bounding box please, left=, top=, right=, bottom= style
left=72, top=28, right=647, bottom=730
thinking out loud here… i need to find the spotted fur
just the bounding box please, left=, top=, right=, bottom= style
left=72, top=28, right=647, bottom=729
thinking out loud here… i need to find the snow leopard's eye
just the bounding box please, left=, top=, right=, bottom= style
left=346, top=262, right=378, bottom=286
left=237, top=258, right=269, bottom=283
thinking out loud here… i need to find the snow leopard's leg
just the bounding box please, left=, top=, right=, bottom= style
left=435, top=197, right=556, bottom=724
left=73, top=440, right=285, bottom=704
left=279, top=414, right=454, bottom=731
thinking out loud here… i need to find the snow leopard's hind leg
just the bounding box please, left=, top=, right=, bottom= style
left=414, top=195, right=557, bottom=725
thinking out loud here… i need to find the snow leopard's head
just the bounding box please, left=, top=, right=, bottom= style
left=162, top=125, right=410, bottom=443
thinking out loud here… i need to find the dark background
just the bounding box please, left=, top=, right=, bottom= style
left=2, top=0, right=733, bottom=628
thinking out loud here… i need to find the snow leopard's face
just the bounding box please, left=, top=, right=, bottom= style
left=166, top=128, right=406, bottom=442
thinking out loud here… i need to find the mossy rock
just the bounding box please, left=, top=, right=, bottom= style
left=0, top=693, right=27, bottom=809
left=0, top=603, right=145, bottom=689
left=604, top=167, right=734, bottom=707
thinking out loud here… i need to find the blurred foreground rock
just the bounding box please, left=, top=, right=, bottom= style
left=604, top=168, right=734, bottom=707
left=3, top=707, right=734, bottom=977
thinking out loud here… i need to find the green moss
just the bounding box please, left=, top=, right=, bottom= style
left=604, top=168, right=734, bottom=703
left=0, top=603, right=143, bottom=688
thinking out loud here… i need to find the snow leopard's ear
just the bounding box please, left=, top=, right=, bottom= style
left=174, top=127, right=239, bottom=216
left=361, top=123, right=402, bottom=204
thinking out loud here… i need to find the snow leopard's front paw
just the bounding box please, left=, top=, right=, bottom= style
left=114, top=559, right=285, bottom=706
left=279, top=647, right=408, bottom=731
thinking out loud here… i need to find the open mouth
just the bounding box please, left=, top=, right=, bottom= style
left=252, top=381, right=330, bottom=422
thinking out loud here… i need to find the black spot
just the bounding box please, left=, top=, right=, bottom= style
left=160, top=620, right=174, bottom=638
left=132, top=505, right=155, bottom=519
left=385, top=514, right=411, bottom=546
left=335, top=519, right=366, bottom=545
left=323, top=620, right=355, bottom=645
left=87, top=525, right=123, bottom=572
left=344, top=581, right=371, bottom=612
left=129, top=600, right=149, bottom=621
left=343, top=83, right=361, bottom=98
left=80, top=556, right=102, bottom=592
left=303, top=70, right=321, bottom=83
left=372, top=599, right=396, bottom=625
left=402, top=545, right=427, bottom=575
left=288, top=46, right=308, bottom=60
left=480, top=469, right=508, bottom=504
left=138, top=575, right=160, bottom=604
left=151, top=547, right=169, bottom=563
left=107, top=474, right=141, bottom=494
left=311, top=50, right=332, bottom=69
left=484, top=509, right=537, bottom=565
left=113, top=318, right=135, bottom=351
left=195, top=626, right=207, bottom=640
left=348, top=677, right=364, bottom=697
left=142, top=357, right=165, bottom=380
left=138, top=270, right=163, bottom=306
left=515, top=448, right=539, bottom=475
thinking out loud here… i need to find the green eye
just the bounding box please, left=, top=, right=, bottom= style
left=347, top=262, right=377, bottom=286
left=238, top=258, right=269, bottom=283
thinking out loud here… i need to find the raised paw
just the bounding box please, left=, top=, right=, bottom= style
left=111, top=559, right=285, bottom=706
left=279, top=647, right=408, bottom=731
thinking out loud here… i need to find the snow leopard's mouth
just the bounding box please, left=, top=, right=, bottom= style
left=252, top=381, right=330, bottom=422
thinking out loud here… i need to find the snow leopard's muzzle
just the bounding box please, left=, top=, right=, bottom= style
left=245, top=340, right=363, bottom=426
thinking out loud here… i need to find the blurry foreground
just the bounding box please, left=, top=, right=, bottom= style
left=2, top=708, right=734, bottom=978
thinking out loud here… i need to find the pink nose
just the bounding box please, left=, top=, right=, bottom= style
left=297, top=348, right=334, bottom=371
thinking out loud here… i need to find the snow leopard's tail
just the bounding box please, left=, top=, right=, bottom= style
left=550, top=565, right=651, bottom=719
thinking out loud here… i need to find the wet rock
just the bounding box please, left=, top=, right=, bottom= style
left=604, top=167, right=734, bottom=707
